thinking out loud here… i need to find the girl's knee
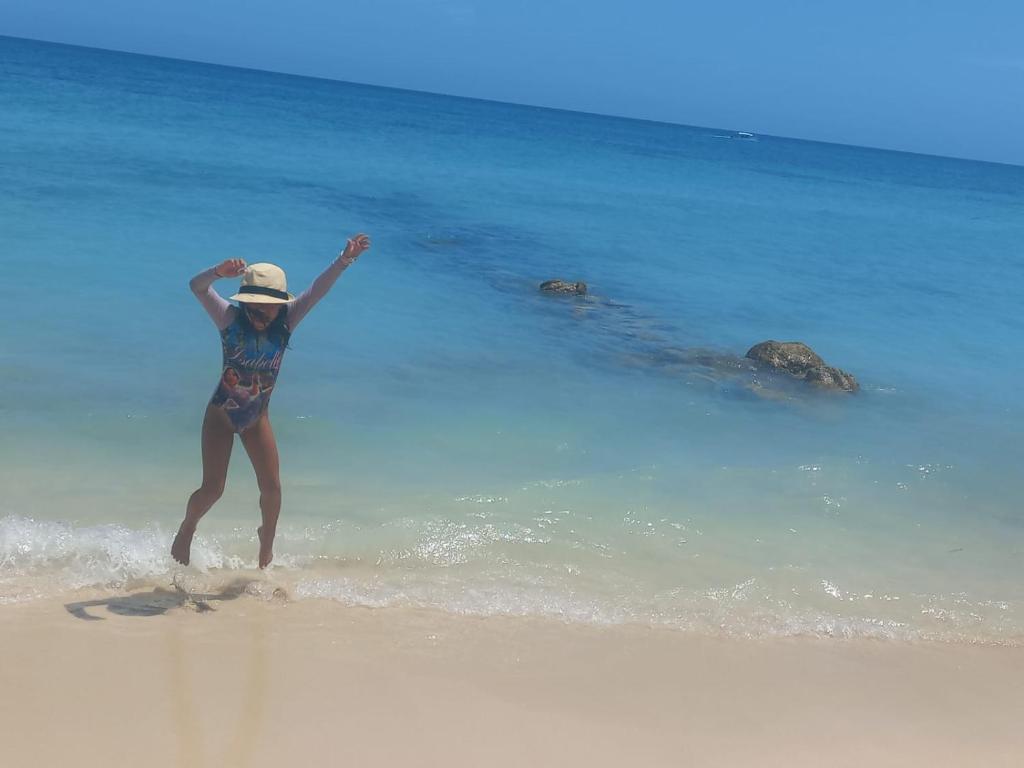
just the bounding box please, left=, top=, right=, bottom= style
left=258, top=477, right=282, bottom=497
left=200, top=480, right=226, bottom=501
left=258, top=475, right=282, bottom=499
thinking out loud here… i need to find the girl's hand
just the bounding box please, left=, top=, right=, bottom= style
left=340, top=233, right=371, bottom=264
left=215, top=258, right=247, bottom=278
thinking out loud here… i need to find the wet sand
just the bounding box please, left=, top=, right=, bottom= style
left=1, top=585, right=1022, bottom=767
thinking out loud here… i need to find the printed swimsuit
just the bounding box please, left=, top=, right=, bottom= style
left=190, top=257, right=351, bottom=433
left=210, top=312, right=288, bottom=431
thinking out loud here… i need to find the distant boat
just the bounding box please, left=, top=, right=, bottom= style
left=709, top=130, right=759, bottom=141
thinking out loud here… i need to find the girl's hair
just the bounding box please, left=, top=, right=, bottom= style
left=236, top=303, right=292, bottom=349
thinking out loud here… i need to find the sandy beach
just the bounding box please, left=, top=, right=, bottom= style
left=2, top=581, right=1022, bottom=768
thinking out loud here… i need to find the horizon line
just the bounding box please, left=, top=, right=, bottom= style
left=3, top=33, right=1021, bottom=170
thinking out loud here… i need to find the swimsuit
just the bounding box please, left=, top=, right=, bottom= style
left=210, top=313, right=286, bottom=432
left=190, top=257, right=351, bottom=433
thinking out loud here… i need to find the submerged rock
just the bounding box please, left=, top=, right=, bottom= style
left=540, top=279, right=587, bottom=296
left=652, top=347, right=750, bottom=375
left=745, top=341, right=858, bottom=392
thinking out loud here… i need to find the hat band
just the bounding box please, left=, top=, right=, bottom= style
left=239, top=285, right=289, bottom=300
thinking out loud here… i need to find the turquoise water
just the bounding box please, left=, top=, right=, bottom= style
left=2, top=36, right=1022, bottom=642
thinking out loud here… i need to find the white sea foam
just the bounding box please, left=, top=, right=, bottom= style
left=2, top=514, right=1021, bottom=645
left=0, top=515, right=247, bottom=589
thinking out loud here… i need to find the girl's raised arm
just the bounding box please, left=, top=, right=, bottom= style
left=190, top=258, right=245, bottom=330
left=288, top=234, right=370, bottom=331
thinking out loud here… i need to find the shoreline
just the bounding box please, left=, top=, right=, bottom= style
left=4, top=554, right=1020, bottom=646
left=2, top=586, right=1023, bottom=767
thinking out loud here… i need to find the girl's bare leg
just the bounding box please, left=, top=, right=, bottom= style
left=172, top=404, right=235, bottom=565
left=239, top=413, right=281, bottom=568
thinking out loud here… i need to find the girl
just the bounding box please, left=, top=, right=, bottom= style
left=172, top=233, right=371, bottom=568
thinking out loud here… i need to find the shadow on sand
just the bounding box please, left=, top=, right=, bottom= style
left=64, top=578, right=257, bottom=621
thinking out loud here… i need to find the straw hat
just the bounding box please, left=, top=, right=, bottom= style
left=229, top=263, right=294, bottom=304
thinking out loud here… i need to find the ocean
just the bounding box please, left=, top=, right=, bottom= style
left=2, top=35, right=1022, bottom=642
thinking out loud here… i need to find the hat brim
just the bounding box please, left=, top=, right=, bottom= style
left=229, top=292, right=294, bottom=304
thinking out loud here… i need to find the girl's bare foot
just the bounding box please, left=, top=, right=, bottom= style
left=171, top=522, right=197, bottom=565
left=257, top=526, right=275, bottom=569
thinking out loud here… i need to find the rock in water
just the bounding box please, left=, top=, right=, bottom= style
left=540, top=279, right=587, bottom=295
left=745, top=341, right=859, bottom=392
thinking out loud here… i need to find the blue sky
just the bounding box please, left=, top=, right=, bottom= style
left=2, top=0, right=1022, bottom=165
